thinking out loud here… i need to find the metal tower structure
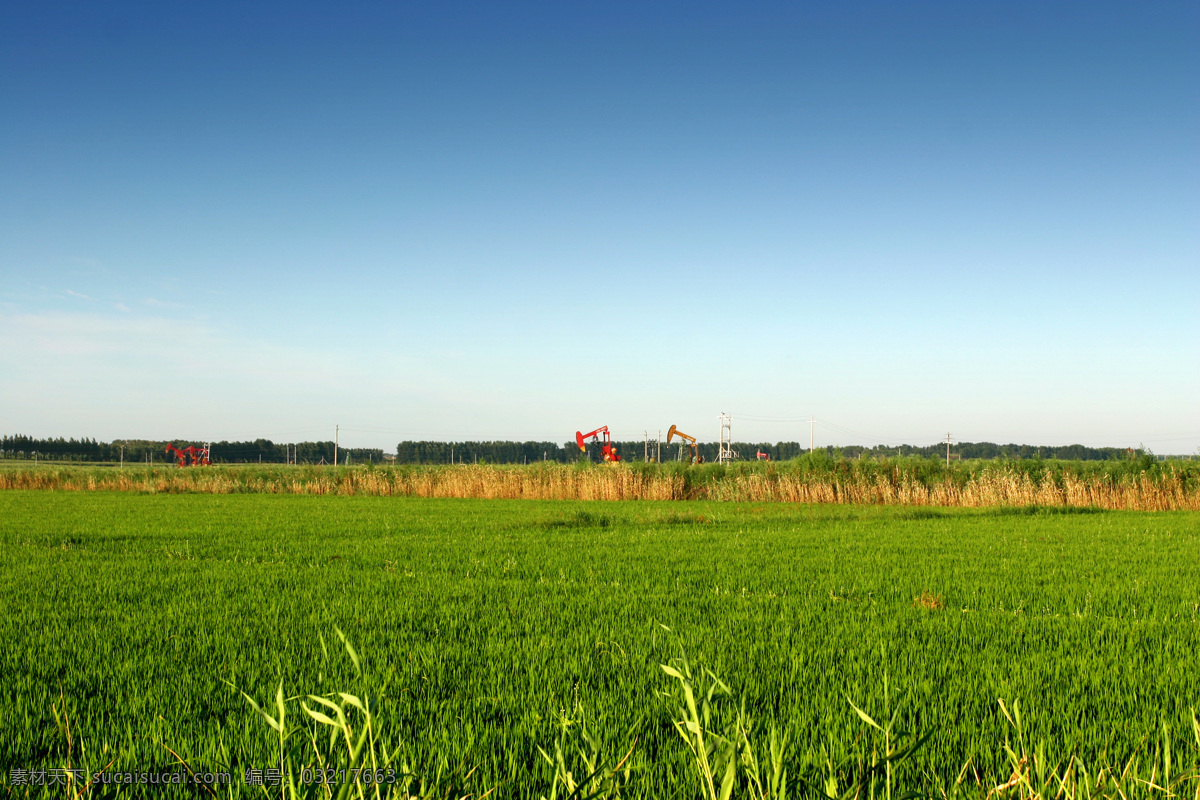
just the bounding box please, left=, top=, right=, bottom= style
left=644, top=431, right=662, bottom=463
left=717, top=412, right=738, bottom=463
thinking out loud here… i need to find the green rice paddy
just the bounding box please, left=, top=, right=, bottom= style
left=2, top=491, right=1198, bottom=797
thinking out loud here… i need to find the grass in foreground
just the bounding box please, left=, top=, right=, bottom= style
left=1, top=492, right=1198, bottom=797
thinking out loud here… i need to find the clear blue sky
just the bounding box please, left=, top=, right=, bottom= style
left=3, top=1, right=1197, bottom=452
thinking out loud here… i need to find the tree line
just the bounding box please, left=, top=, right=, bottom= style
left=0, top=436, right=382, bottom=465
left=394, top=439, right=1149, bottom=464
left=2, top=434, right=1156, bottom=465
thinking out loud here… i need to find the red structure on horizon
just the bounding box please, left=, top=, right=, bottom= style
left=165, top=443, right=211, bottom=467
left=575, top=426, right=621, bottom=462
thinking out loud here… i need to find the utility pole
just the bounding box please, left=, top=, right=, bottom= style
left=334, top=425, right=338, bottom=467
left=119, top=444, right=124, bottom=468
left=945, top=433, right=953, bottom=466
left=810, top=417, right=815, bottom=456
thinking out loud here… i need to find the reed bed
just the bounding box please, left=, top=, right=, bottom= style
left=3, top=458, right=1198, bottom=510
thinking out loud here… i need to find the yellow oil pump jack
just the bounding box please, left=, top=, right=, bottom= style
left=667, top=425, right=703, bottom=465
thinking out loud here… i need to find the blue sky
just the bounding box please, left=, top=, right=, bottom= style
left=2, top=1, right=1197, bottom=452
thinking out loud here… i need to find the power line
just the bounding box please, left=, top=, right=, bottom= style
left=729, top=412, right=815, bottom=422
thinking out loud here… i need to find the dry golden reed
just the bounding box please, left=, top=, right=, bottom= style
left=2, top=462, right=1198, bottom=511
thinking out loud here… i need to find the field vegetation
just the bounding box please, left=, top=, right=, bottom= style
left=2, top=454, right=1198, bottom=511
left=2, top=491, right=1198, bottom=798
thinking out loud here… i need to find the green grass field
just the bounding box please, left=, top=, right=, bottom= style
left=2, top=491, right=1198, bottom=797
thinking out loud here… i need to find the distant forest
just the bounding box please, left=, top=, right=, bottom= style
left=0, top=436, right=383, bottom=465
left=395, top=440, right=1153, bottom=464
left=2, top=434, right=1165, bottom=464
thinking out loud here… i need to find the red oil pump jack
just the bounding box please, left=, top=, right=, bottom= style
left=576, top=426, right=621, bottom=462
left=165, top=443, right=188, bottom=467
left=165, top=443, right=211, bottom=467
